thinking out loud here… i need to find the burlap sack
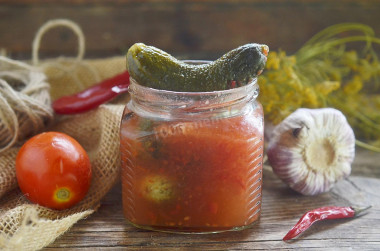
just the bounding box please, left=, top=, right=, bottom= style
left=0, top=20, right=129, bottom=249
left=0, top=56, right=127, bottom=250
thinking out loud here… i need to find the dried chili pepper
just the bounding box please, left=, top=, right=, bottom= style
left=53, top=71, right=130, bottom=114
left=283, top=205, right=371, bottom=241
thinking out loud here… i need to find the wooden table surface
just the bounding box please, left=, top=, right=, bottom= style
left=44, top=149, right=380, bottom=250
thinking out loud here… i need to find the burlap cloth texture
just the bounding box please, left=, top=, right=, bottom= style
left=0, top=20, right=129, bottom=250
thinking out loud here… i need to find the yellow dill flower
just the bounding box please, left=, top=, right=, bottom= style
left=260, top=84, right=280, bottom=101
left=280, top=74, right=291, bottom=84
left=278, top=50, right=287, bottom=59
left=263, top=100, right=274, bottom=114
left=343, top=75, right=363, bottom=94
left=315, top=81, right=341, bottom=96
left=371, top=60, right=380, bottom=77
left=258, top=76, right=267, bottom=85
left=266, top=72, right=277, bottom=82
left=269, top=111, right=282, bottom=125
left=277, top=106, right=293, bottom=122
left=266, top=52, right=281, bottom=70
left=341, top=50, right=358, bottom=70
left=357, top=59, right=373, bottom=81
left=259, top=23, right=380, bottom=146
left=268, top=105, right=290, bottom=125
left=328, top=68, right=343, bottom=81
left=284, top=65, right=297, bottom=79
left=286, top=78, right=303, bottom=92
left=303, top=87, right=319, bottom=107
left=259, top=83, right=280, bottom=113
left=287, top=55, right=297, bottom=65
left=282, top=91, right=302, bottom=108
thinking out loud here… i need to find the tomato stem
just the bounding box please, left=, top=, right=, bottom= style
left=55, top=188, right=71, bottom=202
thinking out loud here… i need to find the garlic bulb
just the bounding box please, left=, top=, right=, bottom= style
left=267, top=108, right=355, bottom=195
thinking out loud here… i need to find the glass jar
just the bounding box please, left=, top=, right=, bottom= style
left=120, top=64, right=264, bottom=233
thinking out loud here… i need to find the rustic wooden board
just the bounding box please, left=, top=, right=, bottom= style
left=43, top=149, right=380, bottom=250
left=1, top=0, right=380, bottom=60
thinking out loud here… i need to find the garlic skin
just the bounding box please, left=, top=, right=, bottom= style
left=267, top=108, right=355, bottom=196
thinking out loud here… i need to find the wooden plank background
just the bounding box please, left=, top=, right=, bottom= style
left=1, top=0, right=380, bottom=60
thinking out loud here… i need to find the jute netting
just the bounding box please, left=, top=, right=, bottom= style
left=0, top=19, right=128, bottom=250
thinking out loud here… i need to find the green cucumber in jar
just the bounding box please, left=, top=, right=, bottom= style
left=126, top=43, right=269, bottom=92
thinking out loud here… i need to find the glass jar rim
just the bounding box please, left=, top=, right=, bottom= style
left=129, top=77, right=258, bottom=97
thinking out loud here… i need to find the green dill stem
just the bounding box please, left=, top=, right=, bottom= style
left=303, top=23, right=375, bottom=47
left=356, top=140, right=380, bottom=152
left=352, top=110, right=380, bottom=133
left=268, top=23, right=380, bottom=152
left=296, top=36, right=380, bottom=64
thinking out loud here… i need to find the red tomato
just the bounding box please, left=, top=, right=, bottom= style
left=16, top=132, right=92, bottom=210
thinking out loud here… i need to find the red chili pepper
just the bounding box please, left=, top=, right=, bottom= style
left=52, top=71, right=130, bottom=114
left=283, top=205, right=371, bottom=241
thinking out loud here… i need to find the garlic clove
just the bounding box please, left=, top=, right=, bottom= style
left=267, top=108, right=355, bottom=196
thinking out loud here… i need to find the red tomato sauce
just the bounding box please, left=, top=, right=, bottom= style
left=120, top=106, right=263, bottom=232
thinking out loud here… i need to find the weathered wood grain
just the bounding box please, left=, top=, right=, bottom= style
left=1, top=0, right=380, bottom=60
left=43, top=149, right=380, bottom=250
left=351, top=149, right=380, bottom=178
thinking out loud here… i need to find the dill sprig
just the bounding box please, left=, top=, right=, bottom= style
left=258, top=23, right=380, bottom=151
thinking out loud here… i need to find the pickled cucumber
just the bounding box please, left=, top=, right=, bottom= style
left=140, top=175, right=175, bottom=202
left=126, top=43, right=269, bottom=92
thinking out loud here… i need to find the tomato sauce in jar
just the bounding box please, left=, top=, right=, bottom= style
left=120, top=76, right=264, bottom=233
